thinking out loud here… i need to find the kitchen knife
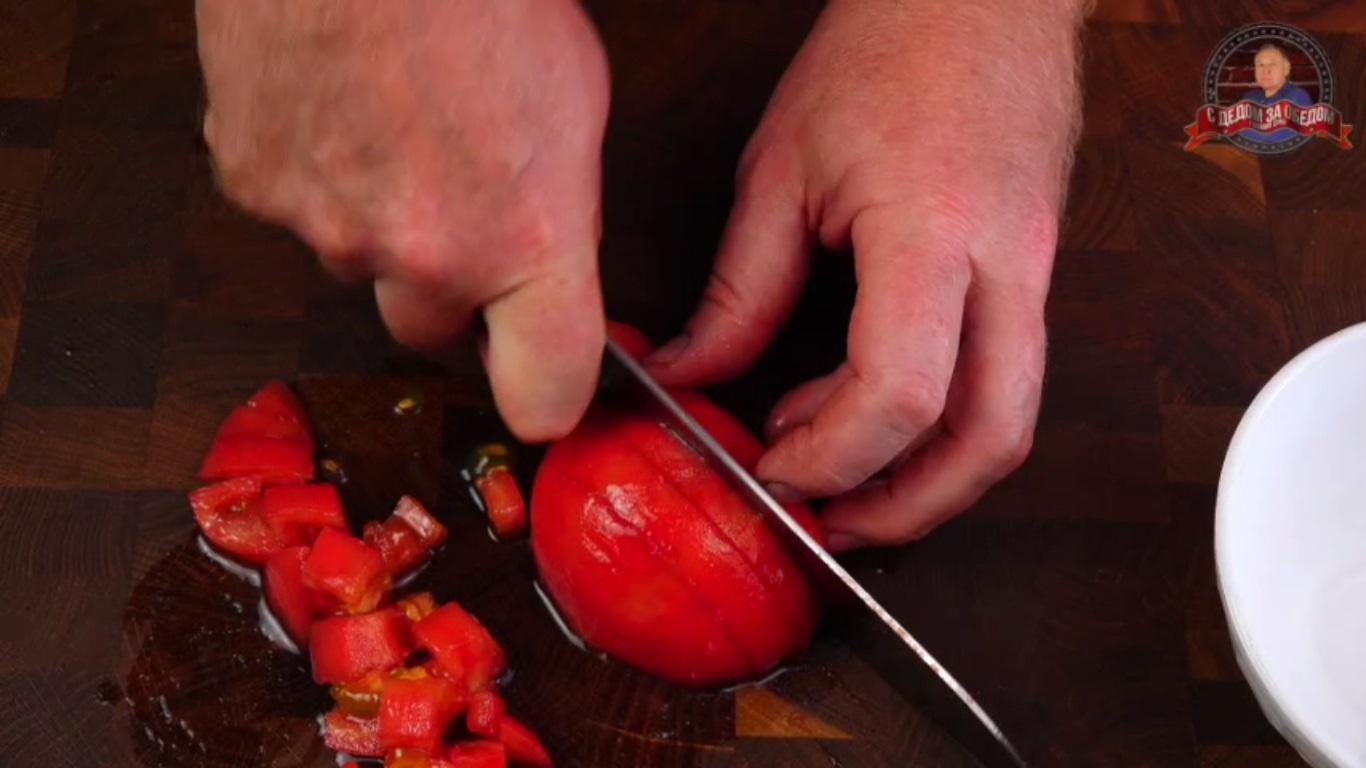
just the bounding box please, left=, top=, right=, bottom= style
left=601, top=338, right=1027, bottom=768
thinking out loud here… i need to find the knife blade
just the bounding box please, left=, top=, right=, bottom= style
left=601, top=338, right=1027, bottom=768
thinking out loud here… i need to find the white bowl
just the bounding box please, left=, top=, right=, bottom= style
left=1217, top=321, right=1366, bottom=768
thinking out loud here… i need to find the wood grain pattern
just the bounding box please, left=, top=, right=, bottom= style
left=1, top=1, right=1364, bottom=766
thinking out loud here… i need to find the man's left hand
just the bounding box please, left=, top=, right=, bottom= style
left=646, top=0, right=1088, bottom=550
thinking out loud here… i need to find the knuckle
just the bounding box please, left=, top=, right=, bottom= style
left=880, top=369, right=947, bottom=433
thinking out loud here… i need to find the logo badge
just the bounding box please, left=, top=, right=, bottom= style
left=1184, top=22, right=1353, bottom=155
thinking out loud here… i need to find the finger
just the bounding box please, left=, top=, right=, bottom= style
left=755, top=204, right=970, bottom=497
left=763, top=365, right=851, bottom=443
left=482, top=255, right=606, bottom=443
left=644, top=154, right=810, bottom=385
left=374, top=276, right=477, bottom=351
left=818, top=275, right=1047, bottom=550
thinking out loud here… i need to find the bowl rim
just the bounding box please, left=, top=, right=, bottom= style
left=1215, top=320, right=1366, bottom=768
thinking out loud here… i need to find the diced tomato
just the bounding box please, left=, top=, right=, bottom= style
left=364, top=517, right=433, bottom=578
left=498, top=716, right=552, bottom=768
left=393, top=495, right=448, bottom=548
left=190, top=476, right=303, bottom=565
left=466, top=691, right=505, bottom=737
left=247, top=380, right=309, bottom=426
left=323, top=709, right=383, bottom=758
left=378, top=672, right=466, bottom=753
left=302, top=527, right=391, bottom=614
left=411, top=603, right=507, bottom=692
left=216, top=404, right=313, bottom=445
left=386, top=749, right=453, bottom=768
left=606, top=319, right=654, bottom=359
left=310, top=608, right=412, bottom=685
left=475, top=468, right=527, bottom=539
left=198, top=435, right=315, bottom=485
left=447, top=740, right=507, bottom=768
left=263, top=545, right=323, bottom=647
left=264, top=483, right=348, bottom=537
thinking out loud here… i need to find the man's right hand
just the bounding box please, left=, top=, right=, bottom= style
left=196, top=0, right=612, bottom=442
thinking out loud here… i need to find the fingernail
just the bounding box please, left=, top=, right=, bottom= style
left=826, top=532, right=867, bottom=552
left=644, top=333, right=690, bottom=367
left=765, top=482, right=804, bottom=504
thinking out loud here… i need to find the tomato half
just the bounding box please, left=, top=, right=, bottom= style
left=530, top=388, right=823, bottom=687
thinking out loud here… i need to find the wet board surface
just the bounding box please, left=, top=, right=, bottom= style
left=3, top=0, right=1366, bottom=766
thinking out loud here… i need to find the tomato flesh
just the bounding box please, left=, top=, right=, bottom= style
left=263, top=545, right=321, bottom=647
left=264, top=483, right=348, bottom=537
left=197, top=435, right=315, bottom=485
left=498, top=715, right=553, bottom=768
left=530, top=388, right=823, bottom=687
left=446, top=740, right=507, bottom=768
left=188, top=379, right=556, bottom=767
left=310, top=608, right=412, bottom=685
left=476, top=468, right=527, bottom=539
left=411, top=603, right=506, bottom=693
left=466, top=691, right=505, bottom=737
left=302, top=527, right=392, bottom=614
left=392, top=495, right=448, bottom=548
left=378, top=673, right=466, bottom=754
left=247, top=379, right=309, bottom=425
left=216, top=404, right=313, bottom=446
left=605, top=320, right=654, bottom=359
left=190, top=476, right=303, bottom=565
left=324, top=709, right=383, bottom=758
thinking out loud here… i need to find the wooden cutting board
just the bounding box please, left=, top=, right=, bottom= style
left=2, top=0, right=1355, bottom=765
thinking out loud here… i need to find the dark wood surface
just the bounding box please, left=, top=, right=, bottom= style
left=2, top=0, right=1364, bottom=766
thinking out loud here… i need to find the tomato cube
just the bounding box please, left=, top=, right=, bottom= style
left=498, top=716, right=552, bottom=768
left=189, top=476, right=303, bottom=565
left=411, top=603, right=506, bottom=692
left=197, top=435, right=315, bottom=485
left=446, top=740, right=507, bottom=768
left=263, top=545, right=323, bottom=648
left=247, top=380, right=309, bottom=426
left=302, top=527, right=391, bottom=614
left=264, top=483, right=348, bottom=536
left=378, top=673, right=465, bottom=753
left=466, top=691, right=505, bottom=737
left=323, top=709, right=382, bottom=758
left=364, top=517, right=433, bottom=578
left=309, top=608, right=412, bottom=685
left=475, top=469, right=527, bottom=540
left=393, top=495, right=448, bottom=548
left=216, top=404, right=313, bottom=445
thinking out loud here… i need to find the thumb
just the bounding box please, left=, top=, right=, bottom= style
left=482, top=254, right=606, bottom=443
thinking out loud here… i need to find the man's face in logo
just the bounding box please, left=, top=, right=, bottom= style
left=1254, top=45, right=1291, bottom=94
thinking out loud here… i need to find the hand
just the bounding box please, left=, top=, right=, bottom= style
left=196, top=0, right=611, bottom=442
left=646, top=0, right=1087, bottom=549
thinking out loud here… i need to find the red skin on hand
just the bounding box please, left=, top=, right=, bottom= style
left=530, top=384, right=824, bottom=688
